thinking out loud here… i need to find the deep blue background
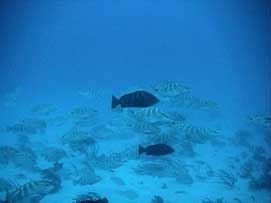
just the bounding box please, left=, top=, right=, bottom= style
left=0, top=0, right=270, bottom=114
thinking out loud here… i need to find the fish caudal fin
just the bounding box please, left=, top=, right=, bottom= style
left=111, top=96, right=120, bottom=109
left=138, top=145, right=145, bottom=155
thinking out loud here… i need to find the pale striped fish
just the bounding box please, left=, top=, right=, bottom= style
left=165, top=111, right=186, bottom=123
left=146, top=130, right=179, bottom=145
left=78, top=88, right=109, bottom=102
left=246, top=114, right=271, bottom=129
left=61, top=127, right=97, bottom=153
left=72, top=165, right=102, bottom=186
left=152, top=80, right=190, bottom=97
left=5, top=118, right=47, bottom=136
left=12, top=151, right=40, bottom=172
left=5, top=174, right=60, bottom=203
left=0, top=178, right=14, bottom=193
left=119, top=146, right=139, bottom=160
left=0, top=146, right=19, bottom=165
left=30, top=104, right=57, bottom=116
left=127, top=107, right=171, bottom=123
left=128, top=120, right=161, bottom=134
left=21, top=118, right=47, bottom=133
left=46, top=114, right=70, bottom=127
left=87, top=152, right=125, bottom=170
left=6, top=181, right=44, bottom=202
left=41, top=147, right=67, bottom=162
left=174, top=123, right=218, bottom=144
left=172, top=94, right=219, bottom=110
left=92, top=146, right=139, bottom=165
left=70, top=106, right=98, bottom=122
left=5, top=122, right=37, bottom=136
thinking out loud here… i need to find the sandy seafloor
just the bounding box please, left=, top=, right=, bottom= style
left=0, top=83, right=270, bottom=203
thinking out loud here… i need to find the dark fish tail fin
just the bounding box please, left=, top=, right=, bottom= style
left=138, top=145, right=145, bottom=155
left=112, top=96, right=120, bottom=109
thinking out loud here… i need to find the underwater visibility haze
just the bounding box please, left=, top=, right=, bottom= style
left=0, top=0, right=270, bottom=203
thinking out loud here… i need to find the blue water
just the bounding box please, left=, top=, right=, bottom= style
left=0, top=1, right=270, bottom=203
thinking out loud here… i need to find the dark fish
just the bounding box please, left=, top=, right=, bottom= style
left=73, top=192, right=108, bottom=203
left=73, top=198, right=108, bottom=203
left=138, top=144, right=174, bottom=156
left=112, top=91, right=159, bottom=109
